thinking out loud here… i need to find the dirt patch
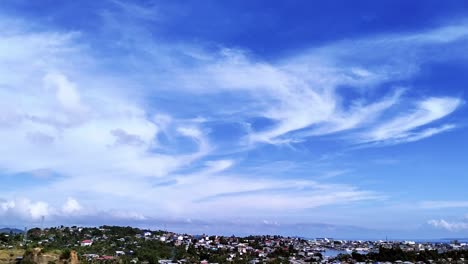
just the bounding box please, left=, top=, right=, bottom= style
left=23, top=248, right=60, bottom=264
left=69, top=250, right=78, bottom=264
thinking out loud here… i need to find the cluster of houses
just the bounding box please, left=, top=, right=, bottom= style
left=77, top=229, right=468, bottom=264
left=3, top=226, right=468, bottom=264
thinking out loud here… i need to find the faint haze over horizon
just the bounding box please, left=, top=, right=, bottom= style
left=1, top=0, right=468, bottom=238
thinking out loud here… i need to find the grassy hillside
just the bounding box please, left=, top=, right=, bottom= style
left=0, top=249, right=24, bottom=264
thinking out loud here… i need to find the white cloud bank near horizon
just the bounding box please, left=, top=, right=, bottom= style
left=0, top=12, right=466, bottom=230
left=428, top=218, right=468, bottom=231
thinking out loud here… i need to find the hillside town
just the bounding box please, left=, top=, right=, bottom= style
left=1, top=226, right=468, bottom=264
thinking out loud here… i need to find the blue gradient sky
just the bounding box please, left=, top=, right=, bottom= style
left=1, top=0, right=468, bottom=238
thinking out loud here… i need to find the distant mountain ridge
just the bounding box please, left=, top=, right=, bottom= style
left=0, top=227, right=24, bottom=234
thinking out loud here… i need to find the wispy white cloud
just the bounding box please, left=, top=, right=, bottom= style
left=204, top=160, right=234, bottom=174
left=108, top=0, right=159, bottom=22
left=156, top=22, right=466, bottom=146
left=361, top=97, right=462, bottom=144
left=136, top=172, right=382, bottom=218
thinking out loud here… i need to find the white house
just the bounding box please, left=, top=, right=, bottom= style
left=80, top=240, right=93, bottom=246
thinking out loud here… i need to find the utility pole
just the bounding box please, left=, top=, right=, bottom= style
left=23, top=227, right=28, bottom=245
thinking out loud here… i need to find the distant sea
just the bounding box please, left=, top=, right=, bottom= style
left=306, top=238, right=468, bottom=243
left=323, top=249, right=348, bottom=257
left=320, top=238, right=468, bottom=257
left=364, top=238, right=468, bottom=243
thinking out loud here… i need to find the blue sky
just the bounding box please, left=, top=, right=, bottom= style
left=1, top=0, right=468, bottom=238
